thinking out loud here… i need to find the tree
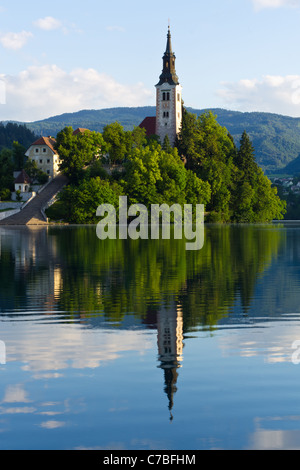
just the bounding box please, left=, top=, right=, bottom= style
left=175, top=108, right=201, bottom=170
left=55, top=127, right=105, bottom=184
left=0, top=148, right=14, bottom=192
left=235, top=130, right=257, bottom=182
left=131, top=126, right=147, bottom=150
left=162, top=135, right=173, bottom=153
left=15, top=190, right=23, bottom=202
left=122, top=146, right=162, bottom=206
left=121, top=143, right=211, bottom=210
left=177, top=110, right=236, bottom=220
left=232, top=131, right=286, bottom=222
left=12, top=141, right=26, bottom=170
left=58, top=177, right=123, bottom=224
left=176, top=108, right=286, bottom=222
left=102, top=122, right=131, bottom=164
left=24, top=159, right=48, bottom=184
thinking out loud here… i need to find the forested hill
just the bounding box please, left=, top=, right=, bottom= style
left=0, top=122, right=37, bottom=151
left=5, top=106, right=300, bottom=173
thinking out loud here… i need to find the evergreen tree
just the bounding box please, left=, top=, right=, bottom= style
left=12, top=141, right=26, bottom=170
left=232, top=131, right=286, bottom=222
left=0, top=148, right=14, bottom=192
left=235, top=130, right=257, bottom=182
left=176, top=108, right=286, bottom=222
left=162, top=135, right=173, bottom=153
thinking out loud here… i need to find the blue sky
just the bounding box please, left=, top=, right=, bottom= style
left=1, top=0, right=300, bottom=121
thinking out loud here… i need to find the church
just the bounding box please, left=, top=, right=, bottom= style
left=139, top=26, right=182, bottom=147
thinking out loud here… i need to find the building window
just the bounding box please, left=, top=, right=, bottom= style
left=47, top=170, right=50, bottom=175
left=40, top=159, right=43, bottom=164
left=43, top=148, right=47, bottom=153
left=47, top=159, right=50, bottom=163
left=35, top=148, right=39, bottom=153
left=163, top=112, right=169, bottom=118
left=177, top=93, right=180, bottom=101
left=162, top=91, right=170, bottom=101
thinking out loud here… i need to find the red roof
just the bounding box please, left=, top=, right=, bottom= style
left=73, top=128, right=90, bottom=135
left=139, top=117, right=156, bottom=137
left=31, top=136, right=58, bottom=154
left=14, top=169, right=32, bottom=184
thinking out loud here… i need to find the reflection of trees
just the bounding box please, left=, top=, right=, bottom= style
left=50, top=225, right=284, bottom=329
left=180, top=225, right=285, bottom=330
left=0, top=227, right=60, bottom=312
left=0, top=225, right=284, bottom=329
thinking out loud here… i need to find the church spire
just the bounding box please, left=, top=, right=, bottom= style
left=165, top=25, right=173, bottom=54
left=156, top=26, right=179, bottom=86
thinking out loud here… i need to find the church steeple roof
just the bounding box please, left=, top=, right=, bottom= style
left=156, top=26, right=179, bottom=86
left=165, top=25, right=173, bottom=54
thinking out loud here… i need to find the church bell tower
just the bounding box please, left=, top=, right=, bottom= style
left=155, top=26, right=182, bottom=147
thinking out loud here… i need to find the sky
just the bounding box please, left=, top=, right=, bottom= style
left=2, top=0, right=300, bottom=121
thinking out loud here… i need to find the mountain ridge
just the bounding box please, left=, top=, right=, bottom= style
left=5, top=106, right=300, bottom=173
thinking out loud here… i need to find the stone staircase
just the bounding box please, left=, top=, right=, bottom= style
left=0, top=174, right=68, bottom=225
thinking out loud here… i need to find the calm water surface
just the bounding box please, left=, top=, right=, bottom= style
left=1, top=223, right=300, bottom=450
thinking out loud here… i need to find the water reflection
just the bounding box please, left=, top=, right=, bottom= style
left=0, top=224, right=286, bottom=324
left=1, top=223, right=300, bottom=449
left=157, top=302, right=183, bottom=420
left=249, top=416, right=300, bottom=450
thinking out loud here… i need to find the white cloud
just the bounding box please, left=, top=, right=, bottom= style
left=217, top=74, right=300, bottom=117
left=252, top=0, right=300, bottom=10
left=5, top=320, right=154, bottom=372
left=0, top=30, right=33, bottom=50
left=0, top=64, right=154, bottom=122
left=34, top=16, right=62, bottom=31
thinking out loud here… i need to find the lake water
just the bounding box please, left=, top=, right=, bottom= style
left=1, top=223, right=300, bottom=450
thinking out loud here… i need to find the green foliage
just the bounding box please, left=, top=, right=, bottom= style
left=131, top=126, right=147, bottom=150
left=231, top=131, right=286, bottom=222
left=37, top=224, right=282, bottom=325
left=24, top=106, right=300, bottom=172
left=24, top=159, right=48, bottom=184
left=47, top=111, right=286, bottom=225
left=85, top=160, right=109, bottom=180
left=121, top=143, right=211, bottom=209
left=0, top=148, right=14, bottom=192
left=102, top=122, right=132, bottom=164
left=55, top=126, right=105, bottom=184
left=15, top=190, right=22, bottom=202
left=12, top=141, right=26, bottom=170
left=58, top=177, right=123, bottom=224
left=0, top=122, right=37, bottom=152
left=176, top=109, right=286, bottom=222
left=0, top=188, right=11, bottom=200
left=45, top=200, right=69, bottom=221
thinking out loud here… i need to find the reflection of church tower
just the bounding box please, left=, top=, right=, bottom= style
left=157, top=302, right=183, bottom=420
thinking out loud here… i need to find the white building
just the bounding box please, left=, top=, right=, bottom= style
left=25, top=136, right=60, bottom=179
left=139, top=27, right=182, bottom=147
left=155, top=26, right=182, bottom=146
left=14, top=169, right=32, bottom=193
